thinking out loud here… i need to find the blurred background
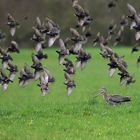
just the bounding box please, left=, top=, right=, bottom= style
left=0, top=0, right=139, bottom=47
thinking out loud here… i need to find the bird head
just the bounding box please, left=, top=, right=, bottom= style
left=99, top=87, right=108, bottom=97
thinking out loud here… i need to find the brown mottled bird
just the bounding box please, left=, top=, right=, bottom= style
left=0, top=48, right=13, bottom=69
left=72, top=0, right=78, bottom=7
left=7, top=61, right=18, bottom=81
left=63, top=58, right=75, bottom=75
left=31, top=55, right=44, bottom=80
left=118, top=72, right=135, bottom=86
left=37, top=76, right=49, bottom=96
left=7, top=13, right=19, bottom=36
left=70, top=28, right=87, bottom=53
left=0, top=70, right=13, bottom=91
left=99, top=88, right=131, bottom=105
left=35, top=17, right=47, bottom=34
left=19, top=64, right=34, bottom=87
left=37, top=68, right=55, bottom=95
left=34, top=50, right=48, bottom=60
left=31, top=27, right=46, bottom=52
left=99, top=37, right=114, bottom=59
left=64, top=72, right=76, bottom=96
left=127, top=3, right=140, bottom=40
left=45, top=17, right=60, bottom=47
left=76, top=48, right=91, bottom=69
left=108, top=54, right=118, bottom=77
left=7, top=41, right=20, bottom=53
left=56, top=39, right=69, bottom=64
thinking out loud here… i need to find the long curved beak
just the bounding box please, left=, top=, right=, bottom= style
left=93, top=93, right=100, bottom=98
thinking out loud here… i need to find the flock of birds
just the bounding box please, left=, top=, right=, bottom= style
left=0, top=0, right=140, bottom=104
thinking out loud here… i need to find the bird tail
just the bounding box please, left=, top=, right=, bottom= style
left=122, top=97, right=131, bottom=102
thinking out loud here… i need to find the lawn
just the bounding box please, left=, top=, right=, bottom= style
left=0, top=47, right=140, bottom=140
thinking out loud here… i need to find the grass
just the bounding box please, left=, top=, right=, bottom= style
left=0, top=47, right=140, bottom=140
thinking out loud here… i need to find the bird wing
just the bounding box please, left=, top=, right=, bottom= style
left=32, top=55, right=40, bottom=64
left=48, top=37, right=56, bottom=47
left=73, top=3, right=84, bottom=14
left=109, top=68, right=116, bottom=77
left=70, top=28, right=80, bottom=37
left=24, top=64, right=32, bottom=75
left=127, top=3, right=137, bottom=15
left=109, top=95, right=131, bottom=102
left=59, top=39, right=66, bottom=49
left=0, top=48, right=6, bottom=55
left=36, top=17, right=42, bottom=27
left=11, top=41, right=18, bottom=49
left=72, top=0, right=78, bottom=7
left=10, top=27, right=16, bottom=36
left=135, top=14, right=140, bottom=25
left=67, top=87, right=73, bottom=96
left=64, top=73, right=71, bottom=82
left=32, top=27, right=42, bottom=37
left=7, top=13, right=15, bottom=22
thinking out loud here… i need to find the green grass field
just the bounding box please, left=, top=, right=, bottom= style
left=0, top=47, right=140, bottom=140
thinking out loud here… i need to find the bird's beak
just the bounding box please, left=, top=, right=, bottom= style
left=93, top=93, right=100, bottom=98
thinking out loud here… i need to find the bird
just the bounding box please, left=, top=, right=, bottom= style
left=37, top=68, right=55, bottom=96
left=0, top=30, right=6, bottom=42
left=93, top=32, right=100, bottom=47
left=108, top=21, right=117, bottom=38
left=31, top=27, right=46, bottom=52
left=7, top=61, right=18, bottom=81
left=120, top=15, right=128, bottom=31
left=76, top=48, right=91, bottom=69
left=34, top=50, right=48, bottom=60
left=56, top=39, right=69, bottom=64
left=108, top=55, right=118, bottom=77
left=114, top=30, right=122, bottom=46
left=99, top=88, right=131, bottom=105
left=7, top=13, right=19, bottom=36
left=99, top=36, right=110, bottom=48
left=117, top=55, right=128, bottom=69
left=127, top=3, right=137, bottom=21
left=63, top=58, right=76, bottom=75
left=64, top=72, right=76, bottom=96
left=118, top=72, right=135, bottom=86
left=108, top=0, right=117, bottom=12
left=99, top=37, right=114, bottom=59
left=45, top=17, right=60, bottom=47
left=35, top=17, right=47, bottom=34
left=0, top=70, right=13, bottom=91
left=70, top=28, right=87, bottom=53
left=31, top=55, right=44, bottom=80
left=137, top=56, right=140, bottom=66
left=131, top=44, right=139, bottom=54
left=71, top=0, right=78, bottom=7
left=0, top=48, right=13, bottom=69
left=37, top=76, right=49, bottom=96
left=44, top=68, right=55, bottom=84
left=127, top=3, right=140, bottom=40
left=7, top=41, right=20, bottom=53
left=19, top=64, right=34, bottom=87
